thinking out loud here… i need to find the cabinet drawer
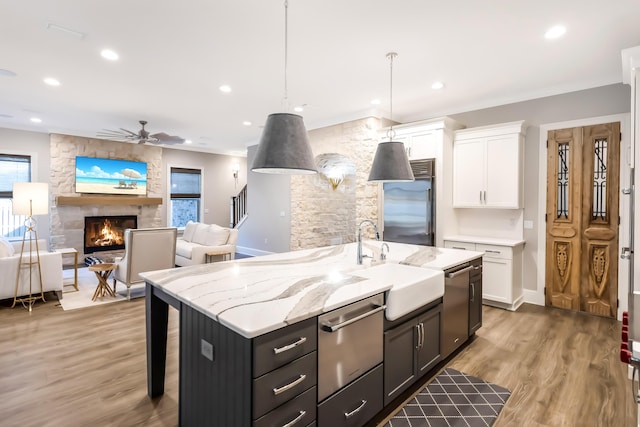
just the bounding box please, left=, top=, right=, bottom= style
left=444, top=240, right=476, bottom=251
left=318, top=364, right=383, bottom=427
left=476, top=244, right=512, bottom=259
left=254, top=317, right=317, bottom=378
left=254, top=386, right=316, bottom=427
left=254, top=352, right=317, bottom=419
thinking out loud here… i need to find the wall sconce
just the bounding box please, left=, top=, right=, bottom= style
left=232, top=162, right=240, bottom=188
left=315, top=153, right=356, bottom=191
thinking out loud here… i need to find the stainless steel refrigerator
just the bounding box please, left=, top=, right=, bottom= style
left=382, top=159, right=435, bottom=246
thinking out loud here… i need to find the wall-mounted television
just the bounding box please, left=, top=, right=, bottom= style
left=75, top=156, right=148, bottom=196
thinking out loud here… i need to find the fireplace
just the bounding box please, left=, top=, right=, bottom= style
left=84, top=215, right=137, bottom=254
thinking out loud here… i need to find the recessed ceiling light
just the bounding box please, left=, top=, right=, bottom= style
left=370, top=99, right=381, bottom=105
left=0, top=69, right=17, bottom=77
left=101, top=49, right=119, bottom=61
left=431, top=81, right=445, bottom=90
left=293, top=106, right=304, bottom=112
left=184, top=139, right=192, bottom=144
left=30, top=117, right=42, bottom=123
left=43, top=77, right=61, bottom=86
left=243, top=121, right=252, bottom=126
left=545, top=25, right=566, bottom=39
left=219, top=85, right=232, bottom=93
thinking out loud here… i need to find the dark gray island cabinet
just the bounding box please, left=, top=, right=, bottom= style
left=143, top=242, right=482, bottom=427
left=148, top=284, right=320, bottom=426
left=147, top=284, right=445, bottom=427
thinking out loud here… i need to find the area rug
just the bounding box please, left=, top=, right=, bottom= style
left=58, top=267, right=145, bottom=311
left=384, top=368, right=511, bottom=427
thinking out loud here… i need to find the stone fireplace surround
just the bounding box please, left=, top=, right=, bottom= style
left=49, top=134, right=163, bottom=262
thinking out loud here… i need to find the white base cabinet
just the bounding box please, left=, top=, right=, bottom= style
left=444, top=240, right=523, bottom=311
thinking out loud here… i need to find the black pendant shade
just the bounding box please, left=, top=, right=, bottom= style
left=367, top=141, right=415, bottom=182
left=251, top=113, right=317, bottom=174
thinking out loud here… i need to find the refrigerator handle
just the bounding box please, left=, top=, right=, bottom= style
left=426, top=188, right=432, bottom=238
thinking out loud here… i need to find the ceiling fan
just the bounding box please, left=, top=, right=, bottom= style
left=97, top=120, right=186, bottom=145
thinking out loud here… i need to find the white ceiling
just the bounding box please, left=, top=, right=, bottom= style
left=1, top=0, right=639, bottom=156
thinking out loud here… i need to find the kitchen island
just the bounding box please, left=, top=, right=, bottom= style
left=142, top=242, right=482, bottom=426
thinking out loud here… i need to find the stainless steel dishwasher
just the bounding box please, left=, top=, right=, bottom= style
left=317, top=293, right=385, bottom=402
left=442, top=263, right=472, bottom=358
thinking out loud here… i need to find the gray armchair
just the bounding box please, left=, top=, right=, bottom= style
left=113, top=227, right=177, bottom=300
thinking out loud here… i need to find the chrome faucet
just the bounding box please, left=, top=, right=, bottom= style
left=357, top=219, right=379, bottom=264
left=380, top=243, right=389, bottom=261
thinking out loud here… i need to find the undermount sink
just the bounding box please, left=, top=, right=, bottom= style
left=351, top=262, right=444, bottom=321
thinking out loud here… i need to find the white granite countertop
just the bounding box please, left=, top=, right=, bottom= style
left=141, top=241, right=482, bottom=338
left=443, top=235, right=525, bottom=247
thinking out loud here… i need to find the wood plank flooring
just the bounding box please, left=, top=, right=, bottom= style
left=0, top=297, right=635, bottom=426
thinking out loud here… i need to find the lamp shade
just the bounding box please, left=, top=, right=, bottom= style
left=252, top=113, right=317, bottom=174
left=367, top=141, right=415, bottom=182
left=12, top=182, right=49, bottom=216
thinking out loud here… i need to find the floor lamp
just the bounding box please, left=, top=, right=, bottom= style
left=12, top=182, right=49, bottom=311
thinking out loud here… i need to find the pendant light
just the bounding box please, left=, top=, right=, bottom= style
left=368, top=52, right=415, bottom=182
left=251, top=0, right=316, bottom=174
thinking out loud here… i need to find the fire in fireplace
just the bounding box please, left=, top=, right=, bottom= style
left=84, top=215, right=137, bottom=254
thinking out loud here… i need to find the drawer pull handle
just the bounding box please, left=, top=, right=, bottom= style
left=344, top=399, right=367, bottom=419
left=273, top=336, right=307, bottom=354
left=273, top=374, right=306, bottom=395
left=321, top=305, right=386, bottom=332
left=485, top=249, right=501, bottom=254
left=452, top=246, right=466, bottom=250
left=282, top=410, right=306, bottom=427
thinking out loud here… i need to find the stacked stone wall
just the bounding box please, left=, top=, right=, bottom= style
left=49, top=134, right=163, bottom=261
left=290, top=117, right=382, bottom=250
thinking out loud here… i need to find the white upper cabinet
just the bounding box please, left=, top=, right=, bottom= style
left=380, top=118, right=459, bottom=161
left=452, top=121, right=526, bottom=209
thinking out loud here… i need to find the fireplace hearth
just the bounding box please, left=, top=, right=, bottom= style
left=84, top=215, right=137, bottom=254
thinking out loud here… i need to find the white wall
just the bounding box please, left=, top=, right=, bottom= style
left=236, top=145, right=292, bottom=255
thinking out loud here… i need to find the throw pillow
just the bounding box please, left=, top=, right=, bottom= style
left=192, top=223, right=212, bottom=245
left=0, top=237, right=14, bottom=258
left=204, top=225, right=230, bottom=246
left=183, top=221, right=198, bottom=242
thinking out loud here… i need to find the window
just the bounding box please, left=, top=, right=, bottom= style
left=170, top=167, right=202, bottom=227
left=0, top=154, right=31, bottom=238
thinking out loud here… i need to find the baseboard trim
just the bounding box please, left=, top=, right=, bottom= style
left=523, top=289, right=545, bottom=306
left=236, top=246, right=274, bottom=257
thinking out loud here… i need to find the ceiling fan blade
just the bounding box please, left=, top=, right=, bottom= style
left=151, top=132, right=185, bottom=145
left=97, top=129, right=127, bottom=136
left=119, top=128, right=139, bottom=137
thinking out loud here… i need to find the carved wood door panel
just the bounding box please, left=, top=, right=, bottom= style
left=545, top=122, right=620, bottom=318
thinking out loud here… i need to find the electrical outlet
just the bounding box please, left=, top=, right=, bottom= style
left=264, top=238, right=268, bottom=244
left=201, top=339, right=214, bottom=361
left=524, top=220, right=533, bottom=229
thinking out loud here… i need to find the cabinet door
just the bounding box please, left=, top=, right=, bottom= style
left=485, top=135, right=521, bottom=208
left=482, top=257, right=512, bottom=303
left=407, top=131, right=437, bottom=160
left=452, top=139, right=485, bottom=207
left=417, top=307, right=441, bottom=376
left=383, top=320, right=417, bottom=406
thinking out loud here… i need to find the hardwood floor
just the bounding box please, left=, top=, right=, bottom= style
left=0, top=298, right=635, bottom=426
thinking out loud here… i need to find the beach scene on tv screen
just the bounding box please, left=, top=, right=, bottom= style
left=76, top=156, right=147, bottom=195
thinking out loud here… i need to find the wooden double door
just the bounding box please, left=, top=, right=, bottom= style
left=545, top=122, right=620, bottom=318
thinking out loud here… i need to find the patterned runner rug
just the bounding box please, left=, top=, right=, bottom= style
left=385, top=368, right=511, bottom=427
